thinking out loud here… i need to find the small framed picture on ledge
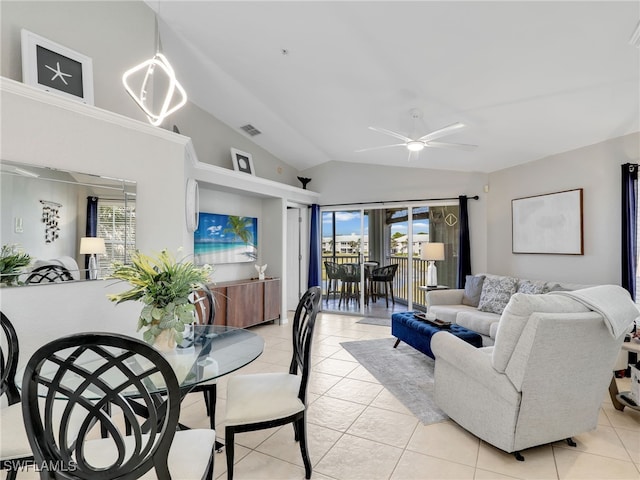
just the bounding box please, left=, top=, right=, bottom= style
left=21, top=29, right=94, bottom=105
left=231, top=148, right=255, bottom=175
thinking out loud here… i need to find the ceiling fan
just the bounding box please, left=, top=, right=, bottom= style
left=357, top=109, right=478, bottom=159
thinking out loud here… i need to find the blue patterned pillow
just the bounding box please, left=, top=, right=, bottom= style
left=517, top=279, right=548, bottom=295
left=477, top=276, right=517, bottom=314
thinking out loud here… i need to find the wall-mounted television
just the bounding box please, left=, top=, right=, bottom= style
left=194, top=212, right=257, bottom=265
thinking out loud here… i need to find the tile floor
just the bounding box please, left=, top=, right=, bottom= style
left=14, top=312, right=640, bottom=479
left=178, top=312, right=640, bottom=480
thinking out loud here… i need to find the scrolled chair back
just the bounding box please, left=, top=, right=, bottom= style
left=21, top=332, right=181, bottom=479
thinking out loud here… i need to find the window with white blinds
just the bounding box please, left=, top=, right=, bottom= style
left=97, top=199, right=136, bottom=276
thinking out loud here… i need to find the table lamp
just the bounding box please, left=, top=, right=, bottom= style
left=80, top=237, right=106, bottom=280
left=421, top=242, right=445, bottom=287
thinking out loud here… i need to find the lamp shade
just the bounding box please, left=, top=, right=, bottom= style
left=421, top=242, right=445, bottom=261
left=80, top=237, right=106, bottom=255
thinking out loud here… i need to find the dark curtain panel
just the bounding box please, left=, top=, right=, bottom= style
left=84, top=196, right=98, bottom=279
left=457, top=195, right=471, bottom=289
left=308, top=204, right=321, bottom=288
left=622, top=164, right=638, bottom=300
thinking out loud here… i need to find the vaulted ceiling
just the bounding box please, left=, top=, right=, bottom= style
left=150, top=1, right=639, bottom=173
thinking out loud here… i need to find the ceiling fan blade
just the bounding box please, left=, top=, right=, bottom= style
left=418, top=122, right=466, bottom=142
left=355, top=143, right=406, bottom=153
left=368, top=126, right=412, bottom=143
left=425, top=141, right=478, bottom=151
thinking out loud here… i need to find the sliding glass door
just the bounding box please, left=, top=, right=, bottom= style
left=321, top=201, right=460, bottom=316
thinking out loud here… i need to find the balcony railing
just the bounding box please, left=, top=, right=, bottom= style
left=321, top=255, right=436, bottom=310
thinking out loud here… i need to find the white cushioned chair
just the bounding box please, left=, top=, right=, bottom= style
left=431, top=286, right=638, bottom=460
left=224, top=286, right=322, bottom=480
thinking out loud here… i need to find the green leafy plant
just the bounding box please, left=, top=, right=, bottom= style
left=108, top=249, right=212, bottom=344
left=0, top=244, right=31, bottom=286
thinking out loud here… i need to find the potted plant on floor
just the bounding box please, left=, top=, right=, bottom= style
left=108, top=249, right=212, bottom=351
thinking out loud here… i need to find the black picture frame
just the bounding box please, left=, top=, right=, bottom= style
left=21, top=29, right=94, bottom=105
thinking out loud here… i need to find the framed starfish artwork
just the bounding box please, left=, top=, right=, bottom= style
left=21, top=29, right=94, bottom=105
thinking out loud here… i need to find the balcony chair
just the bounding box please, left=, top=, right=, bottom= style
left=338, top=263, right=361, bottom=307
left=324, top=261, right=342, bottom=305
left=0, top=312, right=32, bottom=480
left=431, top=286, right=638, bottom=461
left=224, top=286, right=322, bottom=480
left=22, top=332, right=217, bottom=479
left=369, top=264, right=399, bottom=307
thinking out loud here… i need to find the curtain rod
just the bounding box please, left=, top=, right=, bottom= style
left=320, top=195, right=479, bottom=208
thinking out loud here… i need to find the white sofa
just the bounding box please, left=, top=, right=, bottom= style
left=427, top=274, right=590, bottom=346
left=431, top=286, right=638, bottom=458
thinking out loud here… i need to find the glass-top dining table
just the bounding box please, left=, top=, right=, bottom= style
left=17, top=324, right=265, bottom=399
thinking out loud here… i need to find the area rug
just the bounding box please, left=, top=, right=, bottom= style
left=340, top=337, right=448, bottom=425
left=355, top=316, right=391, bottom=326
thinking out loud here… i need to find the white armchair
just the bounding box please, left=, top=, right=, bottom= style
left=431, top=287, right=637, bottom=460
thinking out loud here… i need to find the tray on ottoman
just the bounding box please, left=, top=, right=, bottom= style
left=392, top=311, right=482, bottom=359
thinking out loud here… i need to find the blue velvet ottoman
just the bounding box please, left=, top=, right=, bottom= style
left=391, top=311, right=482, bottom=359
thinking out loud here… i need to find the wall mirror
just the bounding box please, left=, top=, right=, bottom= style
left=0, top=159, right=136, bottom=285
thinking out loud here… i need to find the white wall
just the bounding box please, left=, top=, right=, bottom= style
left=0, top=80, right=192, bottom=369
left=302, top=161, right=490, bottom=274
left=0, top=0, right=302, bottom=186
left=486, top=132, right=640, bottom=284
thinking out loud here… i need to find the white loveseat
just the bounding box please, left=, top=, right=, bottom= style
left=427, top=274, right=590, bottom=346
left=431, top=286, right=638, bottom=458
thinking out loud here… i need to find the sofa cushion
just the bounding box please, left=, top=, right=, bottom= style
left=462, top=275, right=485, bottom=307
left=517, top=279, right=547, bottom=294
left=492, top=293, right=590, bottom=373
left=478, top=276, right=517, bottom=315
left=456, top=309, right=500, bottom=337
left=429, top=304, right=477, bottom=324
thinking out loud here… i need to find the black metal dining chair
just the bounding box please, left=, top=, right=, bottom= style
left=224, top=286, right=322, bottom=480
left=0, top=312, right=32, bottom=480
left=21, top=332, right=217, bottom=480
left=24, top=264, right=74, bottom=284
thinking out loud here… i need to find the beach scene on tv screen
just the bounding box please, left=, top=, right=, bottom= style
left=194, top=213, right=258, bottom=264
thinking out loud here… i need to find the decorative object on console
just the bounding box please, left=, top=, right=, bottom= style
left=255, top=264, right=267, bottom=280
left=107, top=249, right=212, bottom=350
left=421, top=242, right=445, bottom=286
left=512, top=188, right=583, bottom=255
left=231, top=148, right=255, bottom=175
left=40, top=200, right=61, bottom=243
left=297, top=176, right=311, bottom=189
left=0, top=244, right=31, bottom=286
left=194, top=213, right=258, bottom=265
left=21, top=29, right=94, bottom=104
left=79, top=237, right=106, bottom=280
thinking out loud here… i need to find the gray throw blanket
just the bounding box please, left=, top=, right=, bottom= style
left=550, top=285, right=638, bottom=338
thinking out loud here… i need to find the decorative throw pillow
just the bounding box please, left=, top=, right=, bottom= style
left=462, top=275, right=485, bottom=307
left=547, top=283, right=571, bottom=292
left=517, top=279, right=548, bottom=295
left=477, top=276, right=517, bottom=315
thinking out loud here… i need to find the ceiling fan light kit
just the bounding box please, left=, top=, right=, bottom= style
left=357, top=111, right=478, bottom=158
left=407, top=141, right=425, bottom=152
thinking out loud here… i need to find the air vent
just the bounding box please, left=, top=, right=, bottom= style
left=240, top=124, right=262, bottom=137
